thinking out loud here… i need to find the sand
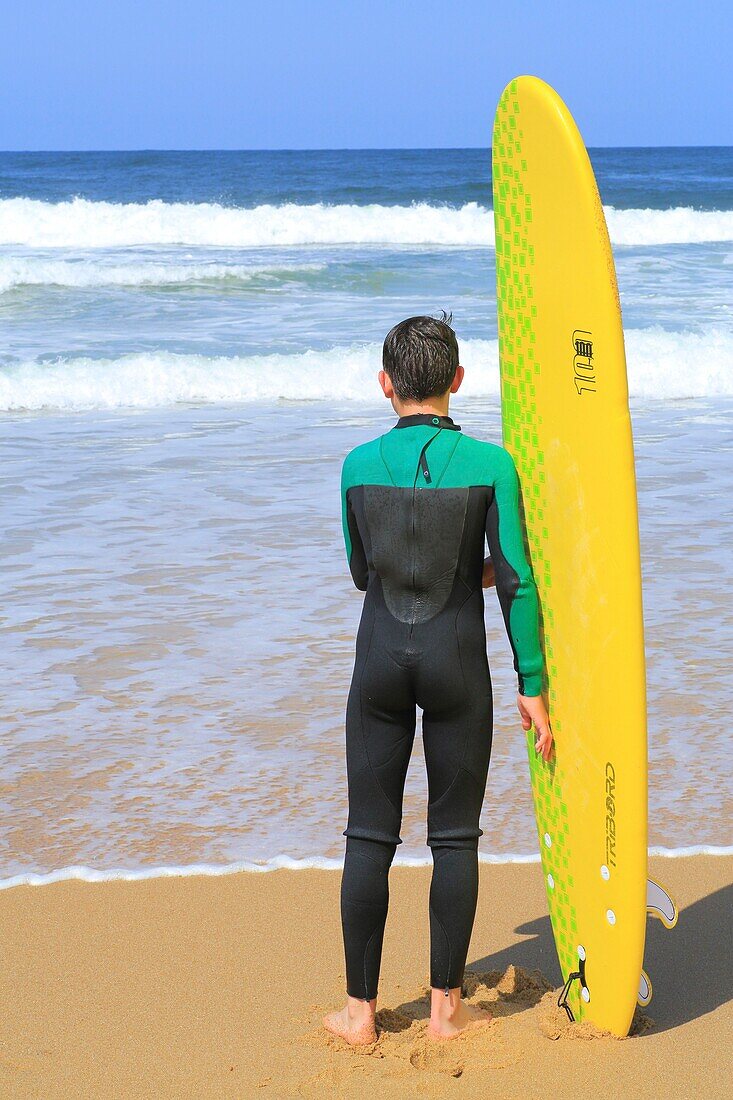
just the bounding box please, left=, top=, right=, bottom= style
left=1, top=853, right=730, bottom=1098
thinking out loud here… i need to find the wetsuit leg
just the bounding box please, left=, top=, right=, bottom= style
left=340, top=606, right=417, bottom=1000
left=417, top=608, right=494, bottom=991
left=340, top=837, right=396, bottom=1001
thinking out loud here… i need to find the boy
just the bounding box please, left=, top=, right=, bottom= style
left=324, top=313, right=553, bottom=1045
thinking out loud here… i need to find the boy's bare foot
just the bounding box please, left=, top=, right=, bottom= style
left=427, top=987, right=493, bottom=1040
left=323, top=998, right=377, bottom=1046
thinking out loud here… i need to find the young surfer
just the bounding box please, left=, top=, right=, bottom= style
left=324, top=313, right=553, bottom=1045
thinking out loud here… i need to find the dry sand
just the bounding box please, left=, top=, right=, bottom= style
left=1, top=853, right=730, bottom=1098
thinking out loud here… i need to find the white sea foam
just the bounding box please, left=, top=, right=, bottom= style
left=1, top=845, right=730, bottom=891
left=607, top=206, right=733, bottom=246
left=1, top=327, right=731, bottom=413
left=0, top=256, right=326, bottom=294
left=1, top=197, right=732, bottom=249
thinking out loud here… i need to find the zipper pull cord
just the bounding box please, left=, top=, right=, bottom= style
left=419, top=448, right=431, bottom=483
left=413, top=428, right=442, bottom=488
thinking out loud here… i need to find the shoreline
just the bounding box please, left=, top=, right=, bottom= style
left=1, top=843, right=732, bottom=891
left=1, top=852, right=730, bottom=1098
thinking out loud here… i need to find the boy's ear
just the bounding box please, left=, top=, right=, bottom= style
left=450, top=365, right=465, bottom=394
left=378, top=370, right=395, bottom=399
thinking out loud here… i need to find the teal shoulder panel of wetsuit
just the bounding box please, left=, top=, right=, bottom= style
left=340, top=418, right=544, bottom=695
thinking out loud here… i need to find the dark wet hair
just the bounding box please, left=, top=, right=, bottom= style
left=382, top=312, right=459, bottom=402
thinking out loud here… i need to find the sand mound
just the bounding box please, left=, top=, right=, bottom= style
left=536, top=989, right=655, bottom=1041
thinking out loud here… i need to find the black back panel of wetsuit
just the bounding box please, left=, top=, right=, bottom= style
left=347, top=482, right=491, bottom=626
left=363, top=484, right=470, bottom=623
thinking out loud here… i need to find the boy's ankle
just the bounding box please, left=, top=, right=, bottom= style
left=430, top=985, right=462, bottom=1016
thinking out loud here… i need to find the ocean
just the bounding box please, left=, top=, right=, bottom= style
left=1, top=148, right=731, bottom=887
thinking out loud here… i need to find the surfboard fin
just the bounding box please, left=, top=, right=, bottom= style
left=638, top=968, right=652, bottom=1007
left=646, top=878, right=678, bottom=928
left=638, top=880, right=678, bottom=1007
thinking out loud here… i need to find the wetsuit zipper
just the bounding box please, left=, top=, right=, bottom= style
left=408, top=432, right=439, bottom=638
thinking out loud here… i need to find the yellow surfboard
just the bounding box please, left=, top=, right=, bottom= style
left=492, top=75, right=655, bottom=1036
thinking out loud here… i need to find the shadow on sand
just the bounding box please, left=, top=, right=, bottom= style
left=467, top=881, right=733, bottom=1034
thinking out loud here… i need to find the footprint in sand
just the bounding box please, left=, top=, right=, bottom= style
left=408, top=1041, right=464, bottom=1077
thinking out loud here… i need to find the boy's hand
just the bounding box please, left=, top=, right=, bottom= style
left=482, top=556, right=496, bottom=588
left=517, top=693, right=553, bottom=762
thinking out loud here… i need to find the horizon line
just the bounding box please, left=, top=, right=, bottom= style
left=1, top=144, right=732, bottom=155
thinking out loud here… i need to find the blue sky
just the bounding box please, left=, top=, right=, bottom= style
left=1, top=0, right=731, bottom=149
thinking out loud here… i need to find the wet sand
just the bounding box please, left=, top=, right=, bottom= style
left=1, top=853, right=730, bottom=1098
left=4, top=399, right=732, bottom=881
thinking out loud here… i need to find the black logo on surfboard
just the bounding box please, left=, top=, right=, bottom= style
left=605, top=761, right=617, bottom=869
left=573, top=330, right=596, bottom=395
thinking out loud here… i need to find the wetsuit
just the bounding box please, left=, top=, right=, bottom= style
left=338, top=411, right=544, bottom=1000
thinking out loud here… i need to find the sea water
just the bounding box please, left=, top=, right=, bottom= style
left=1, top=149, right=731, bottom=885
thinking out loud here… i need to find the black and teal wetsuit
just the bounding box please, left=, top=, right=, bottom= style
left=339, top=412, right=543, bottom=999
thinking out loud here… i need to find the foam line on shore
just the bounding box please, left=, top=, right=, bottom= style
left=2, top=845, right=731, bottom=891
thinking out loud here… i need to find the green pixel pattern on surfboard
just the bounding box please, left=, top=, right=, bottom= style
left=493, top=80, right=583, bottom=1020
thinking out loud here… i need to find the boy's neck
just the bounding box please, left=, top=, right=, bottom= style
left=394, top=399, right=450, bottom=419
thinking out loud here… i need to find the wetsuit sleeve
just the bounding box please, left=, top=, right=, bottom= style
left=341, top=459, right=368, bottom=591
left=485, top=448, right=544, bottom=696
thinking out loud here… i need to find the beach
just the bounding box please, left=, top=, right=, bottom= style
left=1, top=147, right=732, bottom=1095
left=1, top=853, right=730, bottom=1098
